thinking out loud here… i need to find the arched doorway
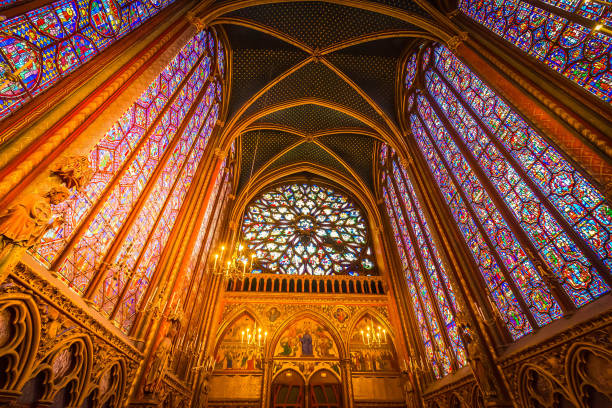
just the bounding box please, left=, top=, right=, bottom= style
left=309, top=370, right=342, bottom=408
left=271, top=369, right=343, bottom=408
left=271, top=370, right=305, bottom=408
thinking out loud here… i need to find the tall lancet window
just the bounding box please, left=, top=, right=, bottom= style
left=403, top=43, right=610, bottom=341
left=32, top=29, right=226, bottom=333
left=459, top=0, right=612, bottom=102
left=0, top=0, right=177, bottom=119
left=381, top=150, right=465, bottom=379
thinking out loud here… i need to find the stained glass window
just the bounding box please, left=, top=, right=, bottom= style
left=29, top=28, right=225, bottom=334
left=459, top=0, right=612, bottom=102
left=242, top=183, right=376, bottom=275
left=35, top=32, right=208, bottom=274
left=381, top=151, right=465, bottom=378
left=398, top=42, right=611, bottom=343
left=0, top=0, right=176, bottom=120
left=173, top=157, right=232, bottom=373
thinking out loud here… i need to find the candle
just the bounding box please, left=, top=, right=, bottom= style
left=361, top=330, right=365, bottom=343
left=241, top=330, right=245, bottom=343
left=213, top=254, right=218, bottom=271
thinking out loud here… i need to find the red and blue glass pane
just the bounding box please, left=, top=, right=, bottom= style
left=539, top=0, right=612, bottom=27
left=386, top=181, right=453, bottom=376
left=0, top=0, right=176, bottom=119
left=384, top=189, right=442, bottom=378
left=411, top=112, right=534, bottom=339
left=53, top=43, right=210, bottom=294
left=434, top=45, right=612, bottom=274
left=34, top=32, right=207, bottom=292
left=392, top=160, right=466, bottom=366
left=34, top=32, right=204, bottom=257
left=425, top=67, right=609, bottom=307
left=406, top=53, right=417, bottom=89
left=242, top=183, right=374, bottom=275
left=183, top=158, right=227, bottom=293
left=459, top=0, right=612, bottom=102
left=416, top=95, right=563, bottom=326
left=113, top=104, right=219, bottom=332
left=91, top=83, right=216, bottom=316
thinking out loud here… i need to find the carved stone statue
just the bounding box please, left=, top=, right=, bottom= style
left=457, top=321, right=500, bottom=400
left=143, top=314, right=181, bottom=398
left=0, top=186, right=70, bottom=251
left=400, top=371, right=418, bottom=408
left=143, top=325, right=177, bottom=396
left=51, top=155, right=93, bottom=192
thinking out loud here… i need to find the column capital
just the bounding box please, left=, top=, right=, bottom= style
left=213, top=148, right=225, bottom=159
left=446, top=32, right=469, bottom=51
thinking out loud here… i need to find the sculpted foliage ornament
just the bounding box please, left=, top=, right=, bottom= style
left=50, top=155, right=94, bottom=192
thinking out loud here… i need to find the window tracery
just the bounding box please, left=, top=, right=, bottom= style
left=391, top=43, right=611, bottom=350
left=29, top=29, right=225, bottom=333
left=382, top=154, right=465, bottom=379
left=459, top=0, right=612, bottom=102
left=242, top=183, right=376, bottom=276
left=0, top=0, right=177, bottom=119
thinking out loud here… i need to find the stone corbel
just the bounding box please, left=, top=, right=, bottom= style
left=186, top=11, right=206, bottom=33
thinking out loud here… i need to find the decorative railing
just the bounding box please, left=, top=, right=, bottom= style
left=225, top=273, right=386, bottom=295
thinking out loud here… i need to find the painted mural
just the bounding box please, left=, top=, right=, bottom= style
left=274, top=318, right=338, bottom=358
left=349, top=316, right=397, bottom=372
left=215, top=315, right=263, bottom=371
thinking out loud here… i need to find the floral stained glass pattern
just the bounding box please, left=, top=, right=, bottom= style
left=402, top=42, right=611, bottom=342
left=242, top=183, right=376, bottom=275
left=384, top=180, right=453, bottom=377
left=34, top=32, right=210, bottom=294
left=384, top=188, right=441, bottom=377
left=0, top=0, right=176, bottom=119
left=409, top=114, right=534, bottom=339
left=406, top=53, right=417, bottom=89
left=417, top=93, right=564, bottom=327
left=459, top=0, right=612, bottom=101
left=112, top=104, right=219, bottom=332
left=92, top=86, right=219, bottom=322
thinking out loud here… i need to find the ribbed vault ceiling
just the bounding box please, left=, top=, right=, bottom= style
left=202, top=0, right=451, bottom=196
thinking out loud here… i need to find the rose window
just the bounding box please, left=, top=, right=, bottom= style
left=242, top=183, right=376, bottom=275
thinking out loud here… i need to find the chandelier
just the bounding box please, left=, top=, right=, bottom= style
left=208, top=71, right=271, bottom=281
left=241, top=322, right=268, bottom=350
left=210, top=243, right=256, bottom=280
left=360, top=320, right=387, bottom=348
